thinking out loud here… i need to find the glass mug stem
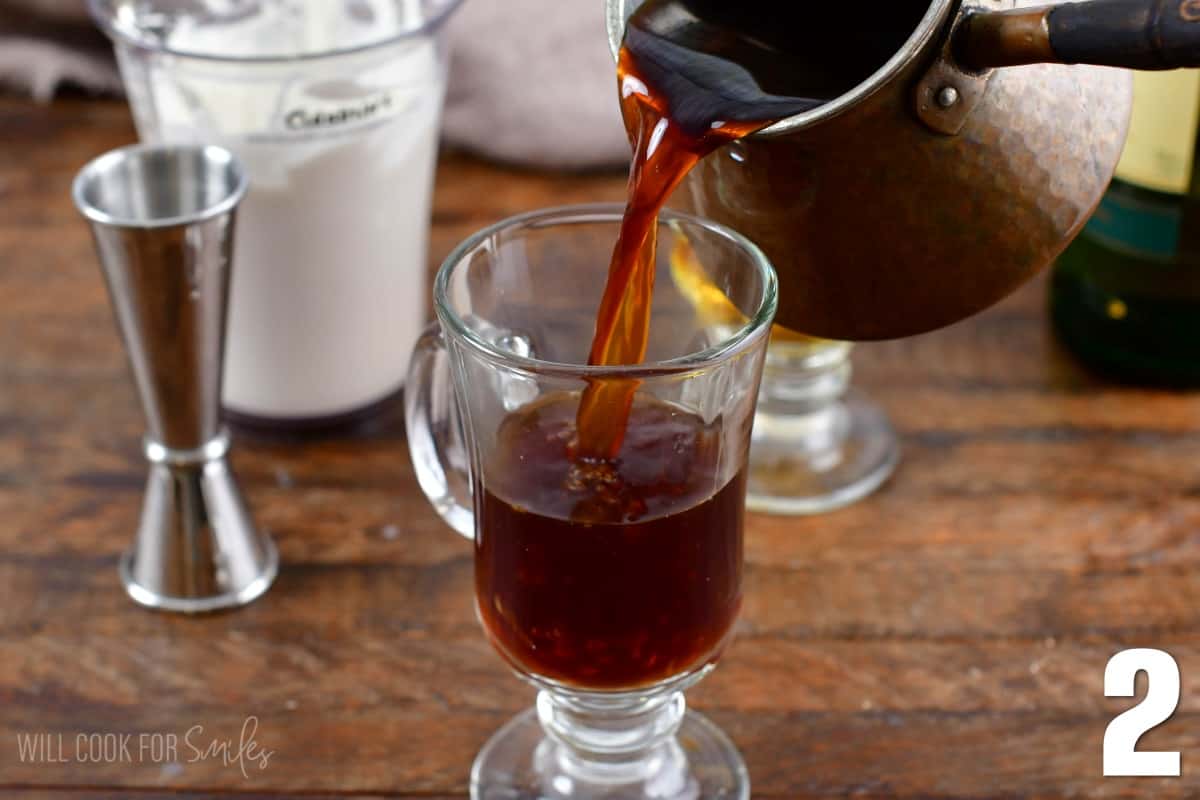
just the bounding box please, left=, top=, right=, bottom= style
left=748, top=339, right=900, bottom=515
left=756, top=339, right=854, bottom=432
left=535, top=687, right=689, bottom=786
left=538, top=689, right=686, bottom=764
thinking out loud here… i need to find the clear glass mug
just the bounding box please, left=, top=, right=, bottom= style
left=406, top=205, right=777, bottom=800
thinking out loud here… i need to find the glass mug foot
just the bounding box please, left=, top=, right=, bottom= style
left=472, top=691, right=749, bottom=800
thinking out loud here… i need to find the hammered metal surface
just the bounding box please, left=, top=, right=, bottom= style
left=681, top=58, right=1131, bottom=339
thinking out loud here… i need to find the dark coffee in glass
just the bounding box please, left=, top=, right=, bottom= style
left=477, top=392, right=745, bottom=690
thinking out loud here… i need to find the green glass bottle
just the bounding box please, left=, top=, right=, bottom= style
left=1051, top=70, right=1200, bottom=387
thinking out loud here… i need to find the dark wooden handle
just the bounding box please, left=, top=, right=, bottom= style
left=1050, top=0, right=1200, bottom=68
left=958, top=0, right=1200, bottom=70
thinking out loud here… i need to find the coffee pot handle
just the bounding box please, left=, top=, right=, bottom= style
left=958, top=0, right=1200, bottom=70
left=405, top=322, right=475, bottom=540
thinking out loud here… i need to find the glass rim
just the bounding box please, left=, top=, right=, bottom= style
left=434, top=203, right=779, bottom=380
left=87, top=0, right=464, bottom=64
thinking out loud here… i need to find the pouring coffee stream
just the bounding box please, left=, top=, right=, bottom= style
left=574, top=48, right=765, bottom=459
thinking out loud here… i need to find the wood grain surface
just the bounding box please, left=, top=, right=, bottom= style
left=3, top=96, right=1200, bottom=798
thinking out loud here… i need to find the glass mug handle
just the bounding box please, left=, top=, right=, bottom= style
left=405, top=322, right=474, bottom=539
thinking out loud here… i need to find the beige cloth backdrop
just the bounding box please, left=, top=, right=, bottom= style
left=0, top=0, right=629, bottom=168
left=443, top=0, right=627, bottom=167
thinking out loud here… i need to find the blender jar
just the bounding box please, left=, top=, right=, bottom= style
left=91, top=0, right=463, bottom=428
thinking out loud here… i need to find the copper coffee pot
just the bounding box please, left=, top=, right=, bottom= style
left=607, top=0, right=1200, bottom=339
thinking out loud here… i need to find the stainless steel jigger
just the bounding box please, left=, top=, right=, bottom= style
left=73, top=143, right=278, bottom=613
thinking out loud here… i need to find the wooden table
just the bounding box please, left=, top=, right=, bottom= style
left=4, top=96, right=1200, bottom=799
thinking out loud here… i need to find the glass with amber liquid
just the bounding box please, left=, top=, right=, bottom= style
left=406, top=205, right=776, bottom=799
left=668, top=235, right=898, bottom=514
